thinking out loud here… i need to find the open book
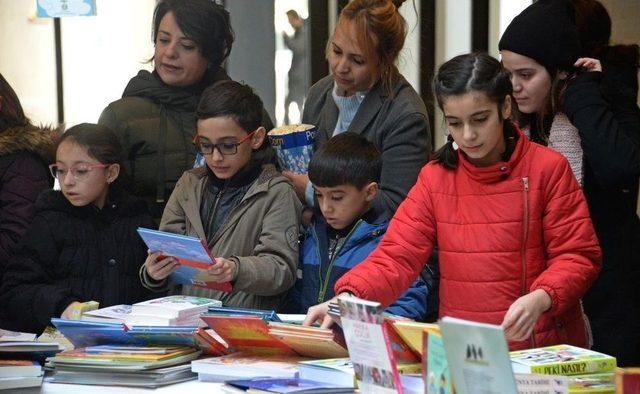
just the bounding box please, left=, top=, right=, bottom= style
left=137, top=228, right=232, bottom=292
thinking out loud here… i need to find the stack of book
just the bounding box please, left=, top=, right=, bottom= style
left=0, top=329, right=61, bottom=390
left=46, top=345, right=200, bottom=388
left=511, top=344, right=617, bottom=393
left=0, top=360, right=43, bottom=390
left=223, top=377, right=356, bottom=393
left=82, top=295, right=222, bottom=326
left=200, top=310, right=348, bottom=358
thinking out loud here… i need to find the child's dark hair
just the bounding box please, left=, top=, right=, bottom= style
left=197, top=80, right=263, bottom=133
left=57, top=123, right=128, bottom=189
left=432, top=52, right=515, bottom=169
left=309, top=132, right=381, bottom=189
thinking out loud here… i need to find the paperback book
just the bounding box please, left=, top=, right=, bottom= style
left=191, top=353, right=304, bottom=382
left=298, top=358, right=355, bottom=388
left=439, top=316, right=517, bottom=394
left=137, top=227, right=232, bottom=292
left=510, top=345, right=617, bottom=376
left=51, top=318, right=197, bottom=348
left=337, top=295, right=403, bottom=394
left=423, top=330, right=453, bottom=394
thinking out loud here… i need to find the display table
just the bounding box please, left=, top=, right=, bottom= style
left=13, top=379, right=227, bottom=393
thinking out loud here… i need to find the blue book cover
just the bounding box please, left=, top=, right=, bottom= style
left=136, top=228, right=232, bottom=292
left=51, top=319, right=197, bottom=348
left=226, top=377, right=355, bottom=393
left=206, top=306, right=282, bottom=322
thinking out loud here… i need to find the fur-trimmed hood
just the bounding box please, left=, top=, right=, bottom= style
left=0, top=124, right=61, bottom=163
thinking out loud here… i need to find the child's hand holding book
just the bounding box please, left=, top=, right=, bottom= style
left=200, top=257, right=237, bottom=283
left=144, top=251, right=180, bottom=281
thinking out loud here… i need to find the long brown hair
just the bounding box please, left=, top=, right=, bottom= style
left=330, top=0, right=408, bottom=97
left=0, top=73, right=29, bottom=132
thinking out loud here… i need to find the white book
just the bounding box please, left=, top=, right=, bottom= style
left=0, top=329, right=37, bottom=342
left=439, top=316, right=517, bottom=394
left=191, top=353, right=302, bottom=381
left=0, top=375, right=43, bottom=390
left=131, top=295, right=221, bottom=319
left=0, top=361, right=41, bottom=378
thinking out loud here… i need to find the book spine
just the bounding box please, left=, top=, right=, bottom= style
left=531, top=358, right=616, bottom=376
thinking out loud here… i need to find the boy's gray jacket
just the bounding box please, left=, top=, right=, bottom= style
left=140, top=164, right=301, bottom=310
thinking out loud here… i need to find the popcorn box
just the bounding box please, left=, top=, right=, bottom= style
left=268, top=124, right=316, bottom=173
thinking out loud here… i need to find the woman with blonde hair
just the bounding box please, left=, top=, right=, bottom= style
left=284, top=0, right=431, bottom=216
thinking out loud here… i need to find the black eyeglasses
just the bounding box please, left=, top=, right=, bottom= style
left=193, top=130, right=256, bottom=156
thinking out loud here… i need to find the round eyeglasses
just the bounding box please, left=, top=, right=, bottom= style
left=49, top=163, right=112, bottom=182
left=193, top=130, right=256, bottom=156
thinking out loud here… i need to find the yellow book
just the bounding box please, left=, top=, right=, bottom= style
left=391, top=320, right=440, bottom=356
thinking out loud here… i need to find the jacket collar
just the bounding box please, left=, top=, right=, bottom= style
left=457, top=126, right=529, bottom=184
left=178, top=164, right=286, bottom=240
left=319, top=75, right=402, bottom=142
left=312, top=208, right=388, bottom=249
left=36, top=188, right=149, bottom=219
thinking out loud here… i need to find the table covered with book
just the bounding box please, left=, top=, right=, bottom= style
left=2, top=295, right=636, bottom=394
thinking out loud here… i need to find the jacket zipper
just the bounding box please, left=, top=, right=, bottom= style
left=521, top=177, right=536, bottom=348
left=317, top=220, right=362, bottom=303
left=207, top=183, right=226, bottom=236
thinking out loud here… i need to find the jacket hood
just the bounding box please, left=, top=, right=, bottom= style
left=0, top=124, right=61, bottom=163
left=35, top=188, right=150, bottom=219
left=122, top=68, right=230, bottom=112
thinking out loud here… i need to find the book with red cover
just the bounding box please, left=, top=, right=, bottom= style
left=137, top=228, right=232, bottom=292
left=200, top=315, right=295, bottom=356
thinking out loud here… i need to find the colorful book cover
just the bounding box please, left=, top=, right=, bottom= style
left=423, top=331, right=453, bottom=394
left=200, top=315, right=295, bottom=356
left=439, top=316, right=517, bottom=394
left=338, top=295, right=403, bottom=394
left=569, top=372, right=615, bottom=393
left=510, top=344, right=617, bottom=376
left=54, top=346, right=195, bottom=362
left=194, top=328, right=231, bottom=356
left=267, top=322, right=348, bottom=359
left=51, top=318, right=197, bottom=348
left=226, top=377, right=355, bottom=393
left=392, top=321, right=440, bottom=357
left=137, top=227, right=232, bottom=292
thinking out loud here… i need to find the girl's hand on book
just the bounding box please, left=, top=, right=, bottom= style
left=501, top=289, right=551, bottom=342
left=145, top=251, right=179, bottom=281
left=303, top=300, right=335, bottom=329
left=205, top=257, right=236, bottom=283
left=282, top=171, right=309, bottom=203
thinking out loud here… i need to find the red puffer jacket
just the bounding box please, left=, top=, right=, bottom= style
left=335, top=130, right=602, bottom=350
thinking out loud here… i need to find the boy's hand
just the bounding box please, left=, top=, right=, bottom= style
left=204, top=257, right=236, bottom=283
left=144, top=251, right=179, bottom=281
left=282, top=171, right=309, bottom=203
left=303, top=299, right=335, bottom=328
left=501, top=289, right=551, bottom=342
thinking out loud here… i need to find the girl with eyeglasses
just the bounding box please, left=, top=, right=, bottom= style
left=0, top=123, right=156, bottom=334
left=140, top=81, right=301, bottom=311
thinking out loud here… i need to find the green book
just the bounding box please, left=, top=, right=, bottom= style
left=510, top=345, right=616, bottom=376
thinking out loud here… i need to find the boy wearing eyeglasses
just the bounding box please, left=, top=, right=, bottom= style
left=141, top=81, right=302, bottom=310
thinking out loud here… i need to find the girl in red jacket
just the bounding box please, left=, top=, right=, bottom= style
left=304, top=53, right=602, bottom=351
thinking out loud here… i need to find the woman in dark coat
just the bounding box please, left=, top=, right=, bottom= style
left=99, top=0, right=273, bottom=220
left=0, top=73, right=59, bottom=274
left=0, top=124, right=156, bottom=334
left=500, top=0, right=640, bottom=364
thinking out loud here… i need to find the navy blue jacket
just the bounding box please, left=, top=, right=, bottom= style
left=288, top=215, right=428, bottom=320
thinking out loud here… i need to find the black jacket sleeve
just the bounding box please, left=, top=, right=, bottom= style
left=563, top=71, right=640, bottom=188
left=0, top=215, right=78, bottom=334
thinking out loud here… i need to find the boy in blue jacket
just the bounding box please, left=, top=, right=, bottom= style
left=288, top=132, right=428, bottom=320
